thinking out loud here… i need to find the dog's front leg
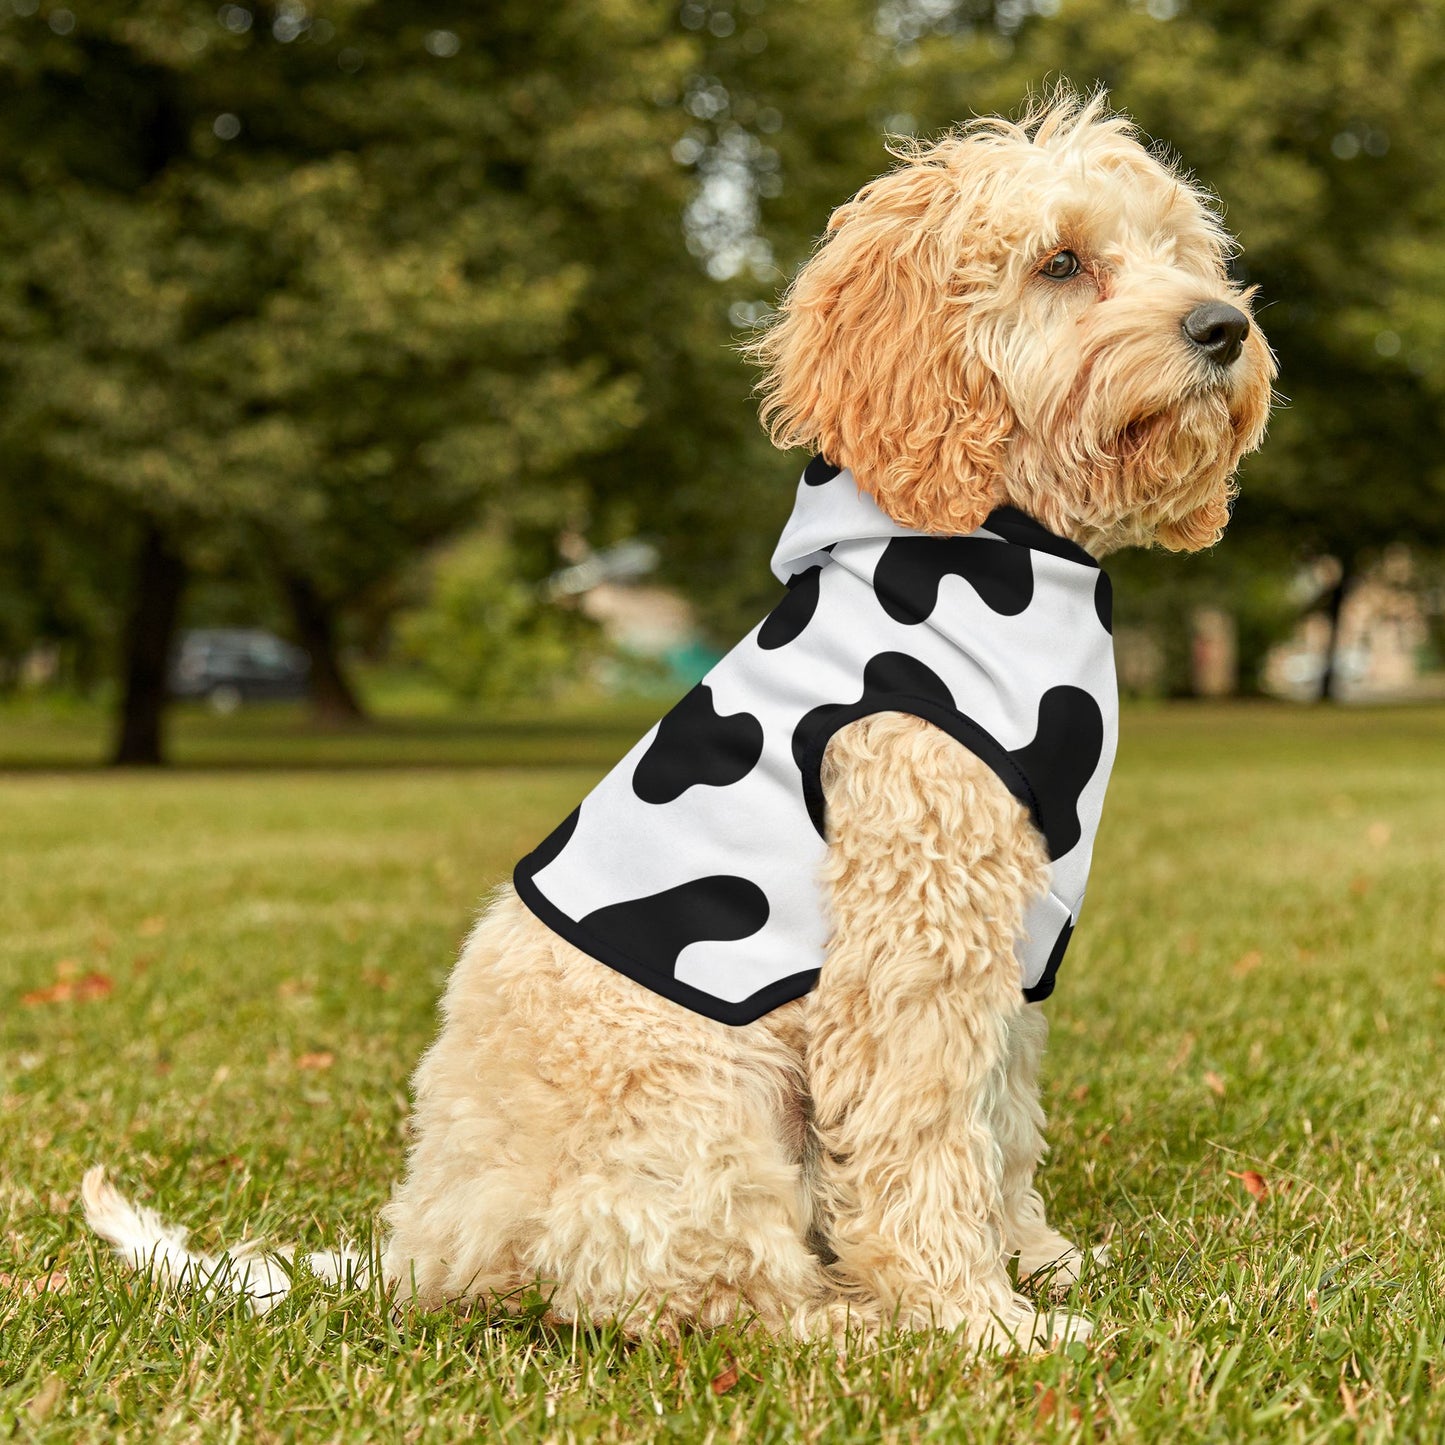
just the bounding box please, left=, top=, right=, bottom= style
left=807, top=713, right=1089, bottom=1349
left=994, top=1005, right=1098, bottom=1289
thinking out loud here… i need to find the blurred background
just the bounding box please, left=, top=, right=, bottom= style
left=2, top=0, right=1444, bottom=766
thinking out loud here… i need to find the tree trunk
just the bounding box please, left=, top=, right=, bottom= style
left=112, top=524, right=187, bottom=766
left=1317, top=557, right=1354, bottom=703
left=281, top=571, right=366, bottom=725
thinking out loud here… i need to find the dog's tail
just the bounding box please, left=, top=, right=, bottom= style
left=81, top=1165, right=368, bottom=1315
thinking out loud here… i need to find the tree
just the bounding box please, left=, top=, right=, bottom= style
left=0, top=1, right=700, bottom=759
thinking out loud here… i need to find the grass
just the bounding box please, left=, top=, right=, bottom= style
left=2, top=699, right=1443, bottom=1442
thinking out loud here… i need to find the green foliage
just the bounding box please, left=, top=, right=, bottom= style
left=0, top=0, right=714, bottom=691
left=395, top=533, right=600, bottom=705
left=4, top=0, right=1445, bottom=703
left=2, top=702, right=1444, bottom=1438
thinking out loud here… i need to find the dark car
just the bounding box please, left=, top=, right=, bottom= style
left=169, top=629, right=310, bottom=712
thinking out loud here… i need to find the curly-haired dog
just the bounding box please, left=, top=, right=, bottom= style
left=85, top=91, right=1273, bottom=1350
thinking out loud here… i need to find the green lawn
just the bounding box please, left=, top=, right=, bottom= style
left=2, top=702, right=1443, bottom=1442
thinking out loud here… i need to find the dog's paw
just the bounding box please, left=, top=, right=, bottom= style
left=1018, top=1240, right=1110, bottom=1293
left=972, top=1295, right=1093, bottom=1353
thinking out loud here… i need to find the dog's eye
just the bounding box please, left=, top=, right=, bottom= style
left=1040, top=250, right=1081, bottom=280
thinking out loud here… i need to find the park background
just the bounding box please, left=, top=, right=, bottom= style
left=2, top=0, right=1445, bottom=752
left=2, top=2, right=1444, bottom=1442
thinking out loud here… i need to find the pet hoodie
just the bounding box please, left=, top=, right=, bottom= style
left=514, top=456, right=1119, bottom=1026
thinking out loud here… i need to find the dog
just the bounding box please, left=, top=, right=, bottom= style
left=85, top=89, right=1274, bottom=1351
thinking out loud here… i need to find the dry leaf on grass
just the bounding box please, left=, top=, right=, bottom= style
left=1232, top=950, right=1263, bottom=977
left=0, top=1268, right=70, bottom=1299
left=21, top=972, right=114, bottom=1007
left=1204, top=1070, right=1227, bottom=1098
left=710, top=1357, right=740, bottom=1396
left=1228, top=1169, right=1269, bottom=1201
left=295, top=1051, right=334, bottom=1071
left=1034, top=1386, right=1058, bottom=1424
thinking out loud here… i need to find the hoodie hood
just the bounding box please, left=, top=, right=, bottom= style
left=770, top=456, right=1097, bottom=585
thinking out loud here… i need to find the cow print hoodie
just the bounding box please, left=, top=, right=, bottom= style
left=514, top=457, right=1119, bottom=1026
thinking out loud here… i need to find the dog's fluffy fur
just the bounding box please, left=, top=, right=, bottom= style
left=86, top=91, right=1274, bottom=1350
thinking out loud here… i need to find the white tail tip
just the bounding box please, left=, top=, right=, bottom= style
left=81, top=1166, right=367, bottom=1315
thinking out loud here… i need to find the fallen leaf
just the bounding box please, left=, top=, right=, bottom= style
left=711, top=1357, right=740, bottom=1396
left=295, top=1051, right=334, bottom=1071
left=1232, top=950, right=1263, bottom=977
left=138, top=915, right=167, bottom=937
left=1204, top=1070, right=1227, bottom=1098
left=21, top=972, right=113, bottom=1007
left=1228, top=1169, right=1268, bottom=1201
left=0, top=1268, right=70, bottom=1299
left=1034, top=1386, right=1058, bottom=1424
left=21, top=983, right=69, bottom=1006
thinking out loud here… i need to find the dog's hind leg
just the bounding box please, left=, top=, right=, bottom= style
left=804, top=714, right=1091, bottom=1350
left=512, top=983, right=834, bottom=1339
left=383, top=888, right=832, bottom=1337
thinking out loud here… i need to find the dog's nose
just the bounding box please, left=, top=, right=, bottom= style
left=1182, top=302, right=1250, bottom=367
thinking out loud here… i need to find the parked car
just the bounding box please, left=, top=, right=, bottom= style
left=169, top=629, right=310, bottom=712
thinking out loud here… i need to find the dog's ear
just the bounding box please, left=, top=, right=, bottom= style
left=748, top=154, right=1013, bottom=535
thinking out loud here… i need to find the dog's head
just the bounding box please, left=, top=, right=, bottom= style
left=750, top=90, right=1275, bottom=554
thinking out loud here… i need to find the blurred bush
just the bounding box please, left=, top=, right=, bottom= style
left=396, top=534, right=601, bottom=706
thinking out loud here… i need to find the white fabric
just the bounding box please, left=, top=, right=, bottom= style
left=515, top=465, right=1118, bottom=1025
